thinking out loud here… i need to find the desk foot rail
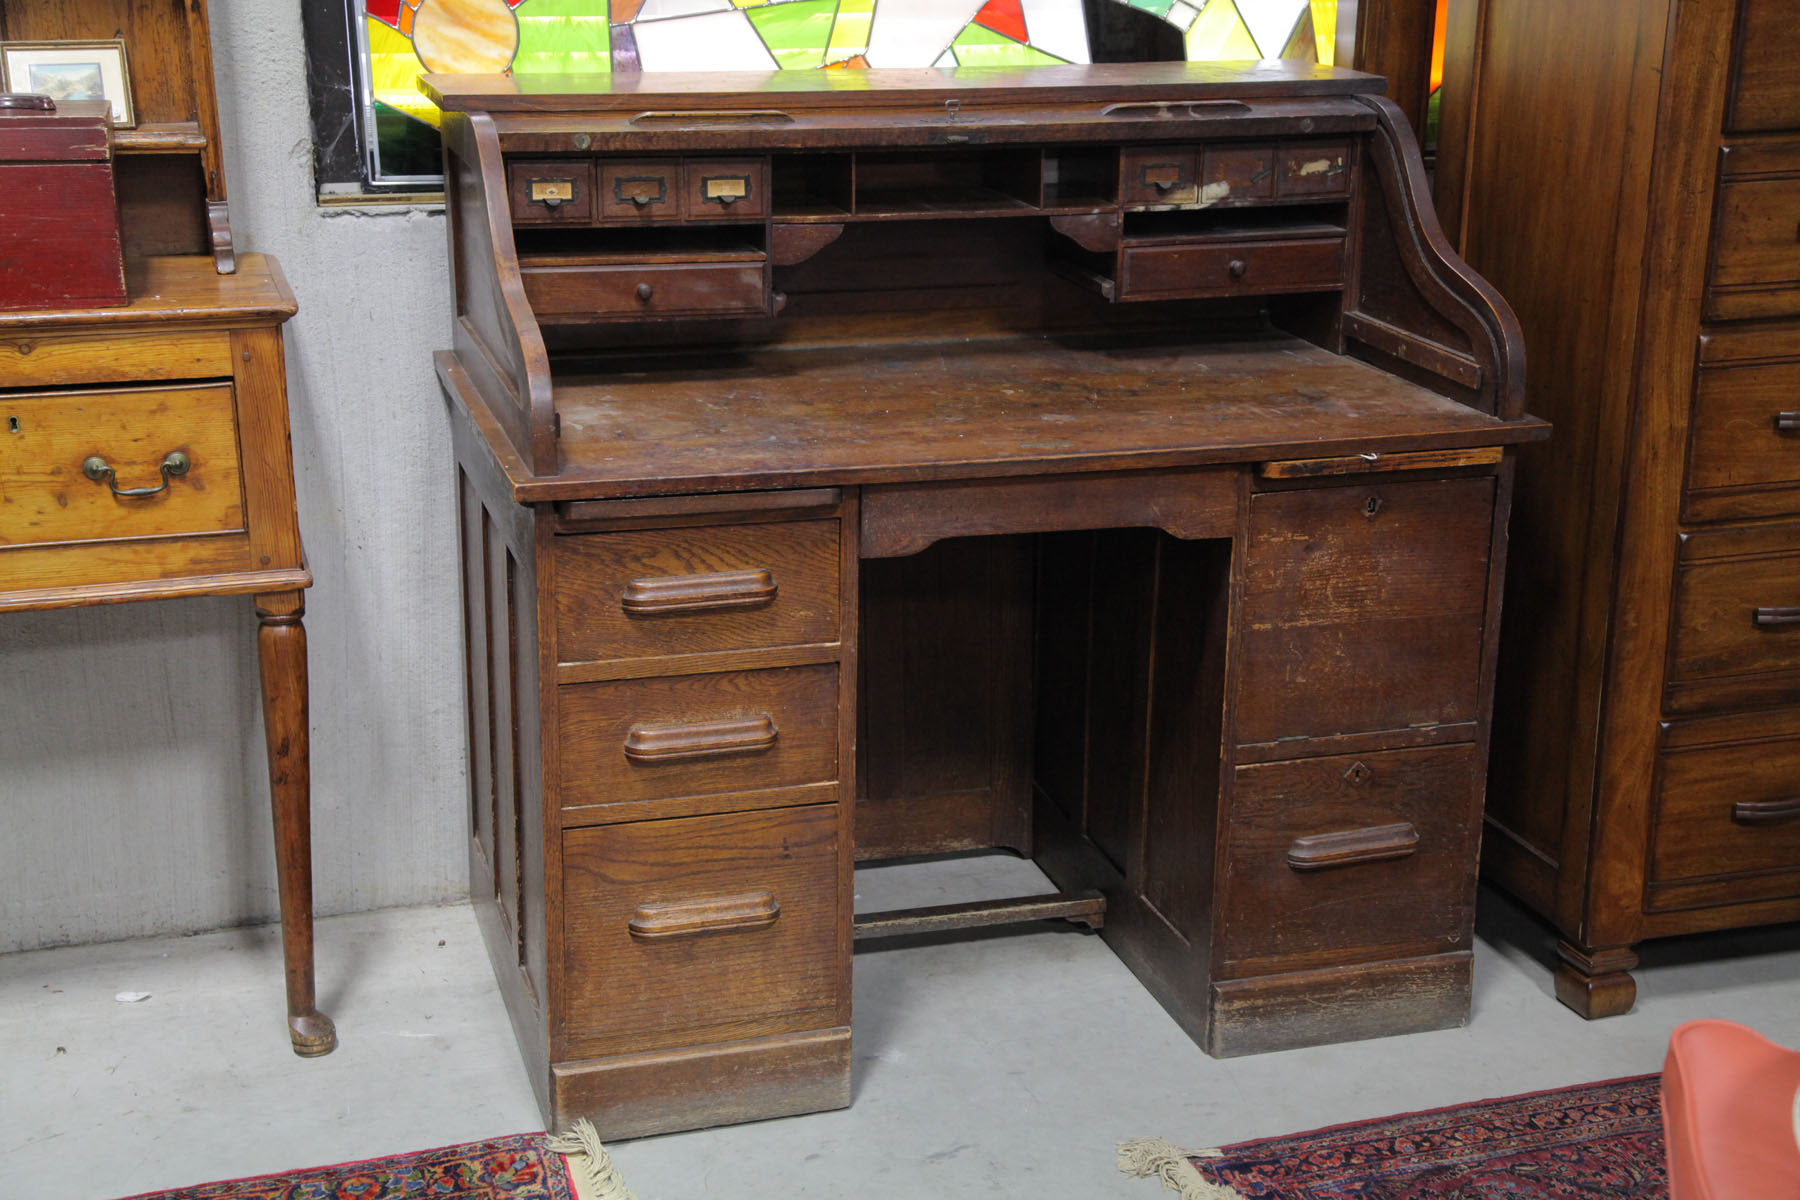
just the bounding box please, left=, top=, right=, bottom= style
left=853, top=890, right=1106, bottom=940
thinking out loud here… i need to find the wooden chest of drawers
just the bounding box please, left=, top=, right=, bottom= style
left=1458, top=0, right=1800, bottom=1015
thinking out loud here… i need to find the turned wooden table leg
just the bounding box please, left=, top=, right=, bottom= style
left=1554, top=940, right=1638, bottom=1019
left=256, top=590, right=337, bottom=1057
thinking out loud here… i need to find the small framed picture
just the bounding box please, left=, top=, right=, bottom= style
left=1, top=40, right=135, bottom=127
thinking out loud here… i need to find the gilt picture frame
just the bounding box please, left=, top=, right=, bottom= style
left=1, top=39, right=135, bottom=127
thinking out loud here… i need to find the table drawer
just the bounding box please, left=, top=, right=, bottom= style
left=1688, top=360, right=1800, bottom=496
left=1, top=330, right=234, bottom=389
left=1117, top=237, right=1343, bottom=302
left=1709, top=178, right=1800, bottom=319
left=558, top=663, right=839, bottom=810
left=561, top=803, right=845, bottom=1059
left=556, top=519, right=841, bottom=665
left=1220, top=744, right=1481, bottom=975
left=1653, top=736, right=1800, bottom=887
left=1670, top=541, right=1800, bottom=683
left=0, top=383, right=243, bottom=549
left=1234, top=477, right=1495, bottom=746
left=520, top=257, right=768, bottom=320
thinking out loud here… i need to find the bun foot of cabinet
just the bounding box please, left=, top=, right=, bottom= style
left=1553, top=942, right=1638, bottom=1019
left=1204, top=953, right=1472, bottom=1058
left=549, top=1027, right=852, bottom=1139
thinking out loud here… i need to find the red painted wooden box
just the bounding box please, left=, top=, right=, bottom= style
left=0, top=96, right=126, bottom=312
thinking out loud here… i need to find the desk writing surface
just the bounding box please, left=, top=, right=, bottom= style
left=516, top=331, right=1546, bottom=499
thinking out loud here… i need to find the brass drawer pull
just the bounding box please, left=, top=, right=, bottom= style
left=1732, top=798, right=1800, bottom=826
left=621, top=568, right=777, bottom=616
left=629, top=891, right=780, bottom=941
left=1287, top=822, right=1420, bottom=871
left=83, top=451, right=189, bottom=499
left=624, top=714, right=779, bottom=763
left=1775, top=411, right=1800, bottom=433
left=1754, top=606, right=1800, bottom=627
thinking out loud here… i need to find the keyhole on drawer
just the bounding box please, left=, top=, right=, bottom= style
left=7, top=416, right=18, bottom=434
left=1363, top=495, right=1383, bottom=519
left=1344, top=761, right=1373, bottom=786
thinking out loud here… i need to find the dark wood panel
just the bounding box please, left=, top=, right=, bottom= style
left=857, top=536, right=1033, bottom=859
left=1207, top=951, right=1470, bottom=1057
left=560, top=804, right=845, bottom=1060
left=1234, top=477, right=1494, bottom=744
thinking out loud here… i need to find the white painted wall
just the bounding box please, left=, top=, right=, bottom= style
left=0, top=0, right=471, bottom=953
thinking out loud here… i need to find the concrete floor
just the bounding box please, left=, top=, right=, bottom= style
left=7, top=855, right=1800, bottom=1200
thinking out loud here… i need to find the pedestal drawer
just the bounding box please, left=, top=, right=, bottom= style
left=556, top=519, right=841, bottom=666
left=561, top=803, right=846, bottom=1060
left=1670, top=543, right=1800, bottom=682
left=1219, top=744, right=1482, bottom=976
left=558, top=663, right=838, bottom=810
left=0, top=383, right=243, bottom=549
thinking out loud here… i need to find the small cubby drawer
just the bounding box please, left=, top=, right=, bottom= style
left=560, top=803, right=846, bottom=1059
left=686, top=159, right=768, bottom=220
left=556, top=518, right=842, bottom=665
left=600, top=160, right=681, bottom=221
left=1219, top=744, right=1482, bottom=976
left=557, top=663, right=840, bottom=809
left=508, top=158, right=596, bottom=225
left=1276, top=142, right=1353, bottom=196
left=1115, top=237, right=1344, bottom=301
left=1121, top=146, right=1197, bottom=205
left=520, top=257, right=768, bottom=320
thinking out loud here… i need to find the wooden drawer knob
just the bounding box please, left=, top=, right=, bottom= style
left=1287, top=822, right=1419, bottom=871
left=623, top=714, right=778, bottom=764
left=621, top=568, right=777, bottom=616
left=629, top=891, right=780, bottom=940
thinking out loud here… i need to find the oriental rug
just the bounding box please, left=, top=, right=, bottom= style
left=118, top=1121, right=637, bottom=1200
left=1120, top=1073, right=1668, bottom=1198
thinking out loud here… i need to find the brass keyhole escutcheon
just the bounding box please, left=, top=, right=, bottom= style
left=1344, top=762, right=1373, bottom=786
left=1363, top=495, right=1384, bottom=519
left=7, top=416, right=18, bottom=434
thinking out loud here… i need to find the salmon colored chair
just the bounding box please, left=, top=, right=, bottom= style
left=1662, top=1019, right=1800, bottom=1199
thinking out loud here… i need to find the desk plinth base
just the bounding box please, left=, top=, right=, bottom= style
left=1205, top=954, right=1472, bottom=1058
left=551, top=1029, right=852, bottom=1139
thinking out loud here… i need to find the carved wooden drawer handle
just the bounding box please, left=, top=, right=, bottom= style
left=1287, top=822, right=1420, bottom=871
left=629, top=891, right=780, bottom=940
left=620, top=568, right=776, bottom=616
left=1753, top=606, right=1800, bottom=627
left=623, top=714, right=778, bottom=764
left=1732, top=798, right=1800, bottom=826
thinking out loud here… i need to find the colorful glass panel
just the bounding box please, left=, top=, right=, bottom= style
left=353, top=0, right=1339, bottom=185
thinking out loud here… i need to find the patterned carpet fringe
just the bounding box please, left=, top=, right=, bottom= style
left=1118, top=1137, right=1240, bottom=1199
left=546, top=1119, right=641, bottom=1200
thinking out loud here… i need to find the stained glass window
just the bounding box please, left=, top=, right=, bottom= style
left=321, top=0, right=1339, bottom=189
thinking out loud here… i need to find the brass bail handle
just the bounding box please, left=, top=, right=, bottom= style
left=83, top=451, right=191, bottom=499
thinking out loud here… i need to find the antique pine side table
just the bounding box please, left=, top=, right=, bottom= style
left=0, top=254, right=335, bottom=1057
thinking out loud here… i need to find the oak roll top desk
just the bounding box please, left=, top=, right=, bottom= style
left=426, top=62, right=1547, bottom=1137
